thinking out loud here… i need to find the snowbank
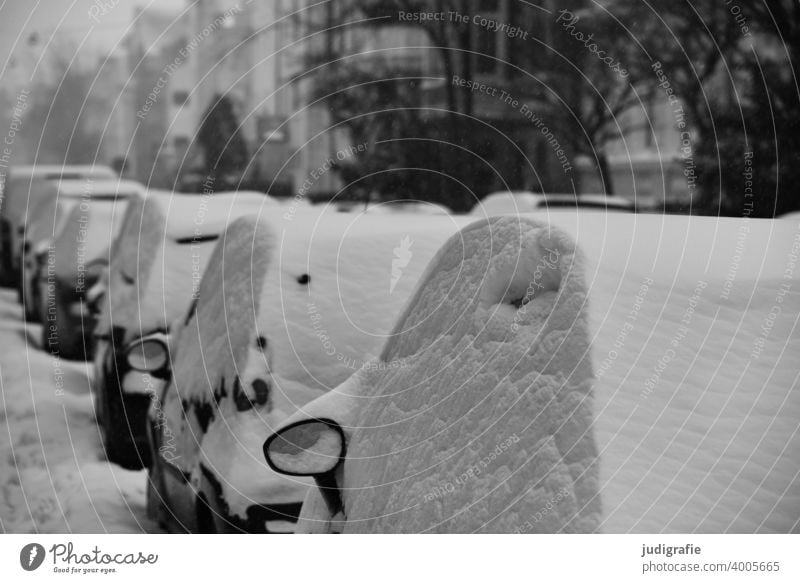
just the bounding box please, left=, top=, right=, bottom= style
left=0, top=292, right=158, bottom=533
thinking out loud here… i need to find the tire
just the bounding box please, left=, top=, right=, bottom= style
left=22, top=270, right=40, bottom=322
left=98, top=356, right=152, bottom=470
left=0, top=220, right=14, bottom=288
left=41, top=296, right=84, bottom=360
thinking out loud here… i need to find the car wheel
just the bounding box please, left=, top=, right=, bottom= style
left=99, top=377, right=151, bottom=470
left=43, top=298, right=87, bottom=360
left=22, top=271, right=40, bottom=322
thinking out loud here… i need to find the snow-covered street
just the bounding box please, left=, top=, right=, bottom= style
left=0, top=289, right=159, bottom=533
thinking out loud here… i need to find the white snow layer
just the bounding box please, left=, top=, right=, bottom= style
left=174, top=208, right=473, bottom=518
left=287, top=214, right=799, bottom=533
left=3, top=207, right=798, bottom=533
left=0, top=291, right=159, bottom=533
left=97, top=190, right=273, bottom=342
left=257, top=208, right=474, bottom=391
left=52, top=199, right=129, bottom=282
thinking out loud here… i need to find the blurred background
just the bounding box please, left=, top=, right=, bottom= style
left=1, top=0, right=797, bottom=217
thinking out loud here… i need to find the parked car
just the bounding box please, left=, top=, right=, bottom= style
left=20, top=178, right=144, bottom=322
left=470, top=191, right=635, bottom=216
left=261, top=216, right=587, bottom=532
left=36, top=180, right=142, bottom=359
left=265, top=214, right=800, bottom=533
left=136, top=208, right=474, bottom=532
left=92, top=191, right=269, bottom=469
left=0, top=165, right=115, bottom=287
left=334, top=200, right=451, bottom=215
left=141, top=216, right=322, bottom=533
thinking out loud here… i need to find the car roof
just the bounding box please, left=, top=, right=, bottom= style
left=160, top=191, right=270, bottom=241
left=49, top=178, right=145, bottom=198
left=474, top=191, right=635, bottom=213
left=9, top=165, right=115, bottom=180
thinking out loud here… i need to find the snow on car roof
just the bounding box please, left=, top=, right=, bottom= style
left=7, top=164, right=114, bottom=179
left=1, top=167, right=116, bottom=221
left=51, top=178, right=145, bottom=199
left=256, top=208, right=475, bottom=391
left=361, top=201, right=452, bottom=215
left=99, top=191, right=281, bottom=341
left=158, top=191, right=272, bottom=241
left=543, top=212, right=791, bottom=284
left=52, top=198, right=129, bottom=282
left=470, top=191, right=634, bottom=216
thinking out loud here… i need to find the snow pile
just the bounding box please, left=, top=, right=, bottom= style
left=161, top=191, right=271, bottom=241
left=257, top=208, right=474, bottom=391
left=0, top=292, right=158, bottom=533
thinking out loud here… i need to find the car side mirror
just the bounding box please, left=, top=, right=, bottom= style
left=263, top=419, right=346, bottom=477
left=125, top=337, right=169, bottom=373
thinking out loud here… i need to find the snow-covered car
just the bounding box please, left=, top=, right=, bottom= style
left=141, top=216, right=322, bottom=533
left=0, top=165, right=115, bottom=288
left=139, top=208, right=473, bottom=532
left=36, top=181, right=143, bottom=360
left=20, top=179, right=145, bottom=322
left=92, top=191, right=270, bottom=469
left=335, top=200, right=451, bottom=215
left=470, top=191, right=635, bottom=216
left=264, top=214, right=800, bottom=533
